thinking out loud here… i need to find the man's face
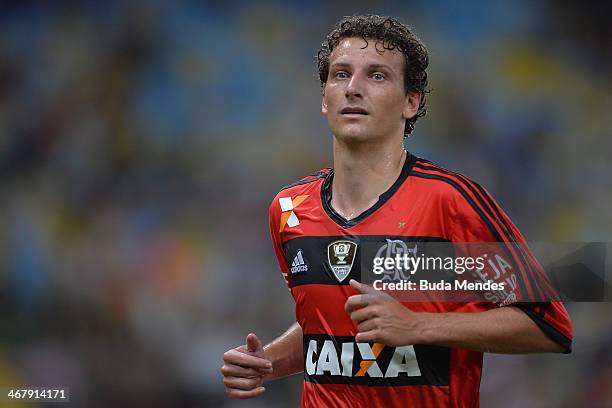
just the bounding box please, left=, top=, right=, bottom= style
left=322, top=37, right=419, bottom=143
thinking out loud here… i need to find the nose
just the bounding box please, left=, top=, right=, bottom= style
left=345, top=74, right=363, bottom=99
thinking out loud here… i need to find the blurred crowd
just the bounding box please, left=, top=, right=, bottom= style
left=0, top=1, right=610, bottom=407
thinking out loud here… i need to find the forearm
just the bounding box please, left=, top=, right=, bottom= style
left=263, top=322, right=304, bottom=380
left=417, top=306, right=564, bottom=354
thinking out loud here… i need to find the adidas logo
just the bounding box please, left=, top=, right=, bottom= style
left=291, top=250, right=309, bottom=274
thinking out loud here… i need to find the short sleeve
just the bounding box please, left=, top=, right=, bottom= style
left=269, top=196, right=291, bottom=290
left=449, top=183, right=573, bottom=352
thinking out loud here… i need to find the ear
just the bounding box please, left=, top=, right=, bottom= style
left=402, top=92, right=420, bottom=120
left=322, top=91, right=328, bottom=115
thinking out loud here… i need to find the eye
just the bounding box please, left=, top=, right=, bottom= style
left=334, top=71, right=349, bottom=79
left=372, top=72, right=386, bottom=81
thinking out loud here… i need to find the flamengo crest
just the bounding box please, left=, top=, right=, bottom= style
left=327, top=240, right=358, bottom=282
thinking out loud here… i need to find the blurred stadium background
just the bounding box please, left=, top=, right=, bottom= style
left=0, top=0, right=611, bottom=407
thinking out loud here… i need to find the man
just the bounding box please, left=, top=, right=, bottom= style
left=221, top=15, right=572, bottom=407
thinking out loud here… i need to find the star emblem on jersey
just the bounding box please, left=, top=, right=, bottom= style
left=290, top=249, right=309, bottom=274
left=327, top=240, right=358, bottom=282
left=279, top=195, right=309, bottom=232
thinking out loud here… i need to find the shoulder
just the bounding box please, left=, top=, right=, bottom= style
left=410, top=156, right=488, bottom=204
left=411, top=156, right=516, bottom=241
left=410, top=156, right=502, bottom=223
left=268, top=168, right=331, bottom=215
left=279, top=168, right=331, bottom=192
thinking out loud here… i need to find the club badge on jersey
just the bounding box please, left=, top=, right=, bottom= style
left=327, top=240, right=358, bottom=282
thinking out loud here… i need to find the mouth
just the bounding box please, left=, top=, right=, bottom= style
left=340, top=107, right=368, bottom=115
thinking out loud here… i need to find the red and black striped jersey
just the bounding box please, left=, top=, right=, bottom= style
left=268, top=154, right=573, bottom=408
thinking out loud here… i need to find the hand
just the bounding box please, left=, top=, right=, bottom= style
left=221, top=333, right=273, bottom=399
left=345, top=279, right=424, bottom=346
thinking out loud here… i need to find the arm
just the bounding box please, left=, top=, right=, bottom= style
left=224, top=194, right=306, bottom=398
left=438, top=181, right=571, bottom=352
left=263, top=197, right=304, bottom=378
left=414, top=306, right=564, bottom=353
left=263, top=322, right=304, bottom=380
left=221, top=322, right=303, bottom=399
left=346, top=280, right=565, bottom=354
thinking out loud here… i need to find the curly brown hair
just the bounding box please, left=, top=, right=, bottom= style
left=317, top=15, right=429, bottom=136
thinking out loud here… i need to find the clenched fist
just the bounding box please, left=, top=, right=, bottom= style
left=345, top=279, right=425, bottom=346
left=221, top=333, right=273, bottom=399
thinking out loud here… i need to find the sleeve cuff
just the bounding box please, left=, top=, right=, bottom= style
left=512, top=303, right=572, bottom=354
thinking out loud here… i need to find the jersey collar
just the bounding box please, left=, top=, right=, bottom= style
left=321, top=153, right=416, bottom=229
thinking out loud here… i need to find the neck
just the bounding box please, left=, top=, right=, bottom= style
left=331, top=137, right=407, bottom=221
